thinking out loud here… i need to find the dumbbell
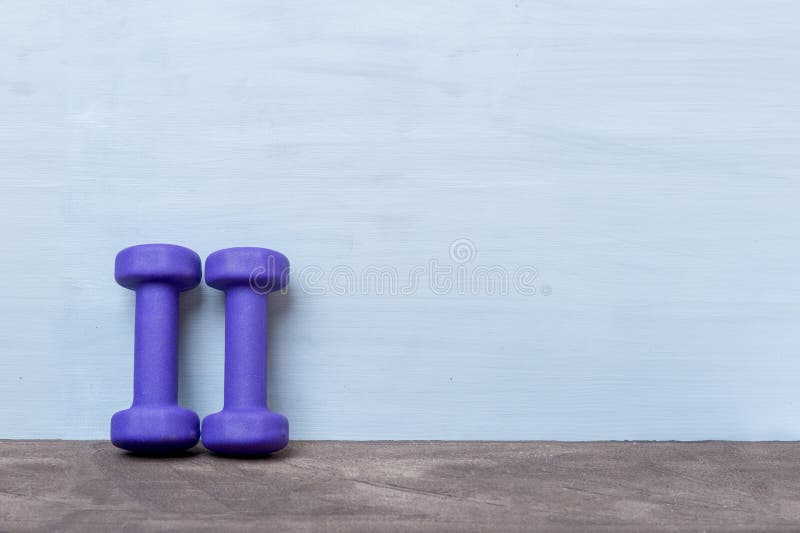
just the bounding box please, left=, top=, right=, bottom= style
left=201, top=247, right=290, bottom=456
left=111, top=244, right=201, bottom=453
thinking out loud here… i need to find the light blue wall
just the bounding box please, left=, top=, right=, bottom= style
left=2, top=1, right=799, bottom=440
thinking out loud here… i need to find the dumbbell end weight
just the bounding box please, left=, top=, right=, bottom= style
left=115, top=243, right=202, bottom=291
left=202, top=410, right=289, bottom=456
left=111, top=406, right=200, bottom=453
left=204, top=246, right=289, bottom=293
left=112, top=244, right=202, bottom=453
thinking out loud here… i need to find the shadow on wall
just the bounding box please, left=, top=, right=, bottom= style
left=267, top=288, right=294, bottom=412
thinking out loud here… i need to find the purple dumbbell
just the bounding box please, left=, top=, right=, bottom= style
left=201, top=247, right=290, bottom=456
left=111, top=244, right=201, bottom=453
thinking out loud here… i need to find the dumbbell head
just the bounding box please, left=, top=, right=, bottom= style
left=111, top=406, right=200, bottom=453
left=205, top=247, right=289, bottom=292
left=202, top=410, right=289, bottom=456
left=115, top=243, right=202, bottom=291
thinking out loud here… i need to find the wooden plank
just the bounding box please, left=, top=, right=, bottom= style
left=2, top=1, right=800, bottom=441
left=2, top=440, right=799, bottom=531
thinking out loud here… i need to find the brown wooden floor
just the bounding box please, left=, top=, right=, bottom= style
left=1, top=440, right=799, bottom=531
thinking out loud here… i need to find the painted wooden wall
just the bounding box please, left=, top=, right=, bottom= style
left=2, top=1, right=799, bottom=440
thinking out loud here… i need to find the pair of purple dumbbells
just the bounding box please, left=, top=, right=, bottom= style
left=111, top=244, right=289, bottom=456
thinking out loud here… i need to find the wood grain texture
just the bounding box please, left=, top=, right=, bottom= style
left=3, top=440, right=800, bottom=531
left=0, top=1, right=799, bottom=439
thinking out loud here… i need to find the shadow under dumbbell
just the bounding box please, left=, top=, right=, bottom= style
left=114, top=445, right=296, bottom=460
left=119, top=449, right=203, bottom=459
left=203, top=443, right=297, bottom=461
left=267, top=286, right=295, bottom=415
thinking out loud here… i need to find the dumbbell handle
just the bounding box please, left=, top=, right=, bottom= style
left=224, top=285, right=267, bottom=409
left=133, top=283, right=179, bottom=406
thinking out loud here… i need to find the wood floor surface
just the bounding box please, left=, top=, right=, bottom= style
left=1, top=440, right=799, bottom=531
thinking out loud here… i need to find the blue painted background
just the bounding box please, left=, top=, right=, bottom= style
left=1, top=1, right=799, bottom=440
